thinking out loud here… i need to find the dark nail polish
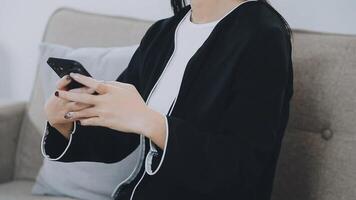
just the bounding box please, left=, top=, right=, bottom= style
left=77, top=121, right=81, bottom=125
left=66, top=75, right=72, bottom=81
left=55, top=91, right=59, bottom=97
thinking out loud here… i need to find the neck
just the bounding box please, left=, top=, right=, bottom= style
left=190, top=0, right=246, bottom=24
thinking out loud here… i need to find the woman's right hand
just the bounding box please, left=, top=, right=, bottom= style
left=44, top=75, right=94, bottom=139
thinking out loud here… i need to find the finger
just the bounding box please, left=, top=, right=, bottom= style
left=105, top=81, right=133, bottom=89
left=105, top=81, right=121, bottom=87
left=79, top=117, right=102, bottom=127
left=56, top=75, right=72, bottom=90
left=69, top=72, right=99, bottom=89
left=66, top=107, right=98, bottom=120
left=70, top=73, right=109, bottom=94
left=109, top=82, right=136, bottom=92
left=66, top=101, right=92, bottom=111
left=69, top=87, right=96, bottom=94
left=101, top=81, right=130, bottom=95
left=57, top=90, right=96, bottom=105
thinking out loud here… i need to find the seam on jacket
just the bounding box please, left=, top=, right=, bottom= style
left=142, top=8, right=188, bottom=177
left=129, top=170, right=146, bottom=200
left=127, top=9, right=187, bottom=197
left=112, top=33, right=181, bottom=196
left=111, top=134, right=146, bottom=199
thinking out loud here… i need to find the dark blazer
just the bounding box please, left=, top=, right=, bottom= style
left=43, top=1, right=293, bottom=200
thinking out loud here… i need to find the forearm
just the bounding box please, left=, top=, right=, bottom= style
left=42, top=122, right=140, bottom=163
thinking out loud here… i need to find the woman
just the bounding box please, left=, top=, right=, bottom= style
left=42, top=0, right=293, bottom=199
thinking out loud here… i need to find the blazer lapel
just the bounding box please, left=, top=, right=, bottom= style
left=171, top=5, right=247, bottom=113
left=172, top=20, right=227, bottom=112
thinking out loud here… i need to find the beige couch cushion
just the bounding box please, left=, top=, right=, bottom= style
left=44, top=8, right=153, bottom=48
left=0, top=180, right=73, bottom=200
left=0, top=101, right=26, bottom=183
left=287, top=31, right=356, bottom=133
left=272, top=31, right=356, bottom=200
left=14, top=75, right=47, bottom=180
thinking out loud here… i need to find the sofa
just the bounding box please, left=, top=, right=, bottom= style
left=0, top=8, right=355, bottom=200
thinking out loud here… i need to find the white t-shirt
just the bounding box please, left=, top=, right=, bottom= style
left=146, top=10, right=220, bottom=115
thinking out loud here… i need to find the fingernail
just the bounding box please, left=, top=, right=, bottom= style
left=66, top=75, right=72, bottom=81
left=55, top=91, right=59, bottom=97
left=64, top=112, right=73, bottom=119
left=77, top=121, right=81, bottom=125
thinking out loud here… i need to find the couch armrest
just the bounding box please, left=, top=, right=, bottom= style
left=0, top=100, right=26, bottom=183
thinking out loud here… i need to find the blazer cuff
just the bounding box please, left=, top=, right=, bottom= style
left=41, top=121, right=76, bottom=161
left=145, top=115, right=169, bottom=175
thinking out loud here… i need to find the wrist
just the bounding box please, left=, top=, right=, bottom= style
left=140, top=108, right=166, bottom=148
left=51, top=123, right=73, bottom=139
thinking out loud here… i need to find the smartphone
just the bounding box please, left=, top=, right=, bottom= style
left=47, top=57, right=92, bottom=90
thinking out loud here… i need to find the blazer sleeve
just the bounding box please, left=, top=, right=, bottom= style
left=41, top=43, right=144, bottom=163
left=147, top=27, right=291, bottom=194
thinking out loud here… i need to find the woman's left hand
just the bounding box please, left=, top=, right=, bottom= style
left=56, top=73, right=166, bottom=144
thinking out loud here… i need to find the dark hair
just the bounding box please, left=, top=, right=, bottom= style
left=170, top=0, right=291, bottom=36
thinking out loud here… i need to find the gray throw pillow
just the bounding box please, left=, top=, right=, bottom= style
left=32, top=43, right=141, bottom=200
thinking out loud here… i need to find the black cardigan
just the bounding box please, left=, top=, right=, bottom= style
left=43, top=2, right=293, bottom=200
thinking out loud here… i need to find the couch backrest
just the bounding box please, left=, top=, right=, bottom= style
left=14, top=8, right=153, bottom=180
left=15, top=8, right=356, bottom=200
left=272, top=31, right=356, bottom=200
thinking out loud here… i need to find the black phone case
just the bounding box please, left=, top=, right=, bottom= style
left=47, top=57, right=92, bottom=90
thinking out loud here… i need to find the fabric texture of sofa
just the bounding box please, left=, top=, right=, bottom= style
left=0, top=7, right=355, bottom=200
